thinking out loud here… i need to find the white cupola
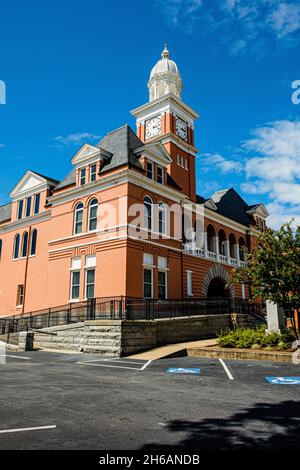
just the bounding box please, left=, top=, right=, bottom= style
left=147, top=45, right=183, bottom=102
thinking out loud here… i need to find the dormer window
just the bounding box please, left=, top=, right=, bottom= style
left=80, top=168, right=86, bottom=186
left=157, top=166, right=164, bottom=184
left=26, top=197, right=32, bottom=218
left=90, top=164, right=97, bottom=182
left=146, top=161, right=153, bottom=179
left=17, top=200, right=23, bottom=220
left=34, top=193, right=40, bottom=215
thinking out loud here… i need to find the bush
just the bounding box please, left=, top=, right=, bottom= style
left=217, top=326, right=294, bottom=350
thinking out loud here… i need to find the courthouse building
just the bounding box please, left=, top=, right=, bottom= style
left=0, top=46, right=268, bottom=317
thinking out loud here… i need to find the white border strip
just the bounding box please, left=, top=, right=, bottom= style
left=219, top=358, right=234, bottom=380
left=0, top=425, right=56, bottom=434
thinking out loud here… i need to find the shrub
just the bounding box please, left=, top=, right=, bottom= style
left=217, top=326, right=294, bottom=350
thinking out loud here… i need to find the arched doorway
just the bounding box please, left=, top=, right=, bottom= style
left=207, top=277, right=230, bottom=298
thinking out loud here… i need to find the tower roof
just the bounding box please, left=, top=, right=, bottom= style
left=148, top=45, right=183, bottom=101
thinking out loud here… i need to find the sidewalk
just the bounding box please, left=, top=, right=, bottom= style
left=128, top=338, right=218, bottom=360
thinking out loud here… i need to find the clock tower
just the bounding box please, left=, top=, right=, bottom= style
left=131, top=45, right=199, bottom=202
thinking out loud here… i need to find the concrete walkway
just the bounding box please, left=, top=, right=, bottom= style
left=128, top=338, right=218, bottom=360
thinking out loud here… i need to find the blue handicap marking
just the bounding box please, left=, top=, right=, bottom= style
left=265, top=376, right=300, bottom=385
left=167, top=368, right=201, bottom=375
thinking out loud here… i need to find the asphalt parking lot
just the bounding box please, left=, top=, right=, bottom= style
left=0, top=350, right=300, bottom=450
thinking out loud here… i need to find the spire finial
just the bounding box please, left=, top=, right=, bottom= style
left=161, top=44, right=170, bottom=59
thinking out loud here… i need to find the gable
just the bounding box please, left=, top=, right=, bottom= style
left=9, top=171, right=50, bottom=199
left=136, top=141, right=172, bottom=166
left=71, top=143, right=101, bottom=166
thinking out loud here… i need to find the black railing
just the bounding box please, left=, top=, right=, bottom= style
left=0, top=296, right=266, bottom=338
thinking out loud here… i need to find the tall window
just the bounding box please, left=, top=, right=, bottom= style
left=34, top=193, right=40, bottom=214
left=26, top=197, right=32, bottom=217
left=21, top=232, right=28, bottom=258
left=88, top=198, right=98, bottom=231
left=158, top=271, right=167, bottom=299
left=74, top=203, right=84, bottom=235
left=71, top=271, right=80, bottom=300
left=90, top=164, right=97, bottom=182
left=157, top=166, right=163, bottom=184
left=158, top=202, right=167, bottom=235
left=80, top=168, right=86, bottom=185
left=13, top=234, right=20, bottom=259
left=143, top=268, right=152, bottom=298
left=144, top=196, right=152, bottom=230
left=146, top=161, right=153, bottom=179
left=30, top=229, right=37, bottom=256
left=16, top=285, right=24, bottom=307
left=85, top=269, right=95, bottom=299
left=17, top=200, right=23, bottom=220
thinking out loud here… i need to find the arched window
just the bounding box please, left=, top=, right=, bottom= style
left=88, top=198, right=98, bottom=232
left=239, top=237, right=247, bottom=261
left=74, top=203, right=84, bottom=235
left=158, top=202, right=167, bottom=235
left=207, top=225, right=216, bottom=252
left=13, top=234, right=20, bottom=259
left=30, top=229, right=37, bottom=256
left=21, top=232, right=28, bottom=258
left=144, top=196, right=153, bottom=230
left=229, top=233, right=237, bottom=258
left=218, top=230, right=227, bottom=256
left=0, top=239, right=2, bottom=260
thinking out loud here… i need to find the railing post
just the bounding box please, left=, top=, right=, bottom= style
left=119, top=297, right=123, bottom=320
left=110, top=300, right=114, bottom=320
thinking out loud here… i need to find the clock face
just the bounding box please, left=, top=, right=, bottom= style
left=145, top=116, right=161, bottom=140
left=176, top=116, right=188, bottom=142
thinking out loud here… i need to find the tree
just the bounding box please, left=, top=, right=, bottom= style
left=230, top=222, right=300, bottom=333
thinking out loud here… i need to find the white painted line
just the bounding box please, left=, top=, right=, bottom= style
left=77, top=362, right=141, bottom=371
left=219, top=358, right=234, bottom=380
left=0, top=355, right=31, bottom=360
left=77, top=358, right=144, bottom=365
left=140, top=360, right=152, bottom=371
left=0, top=425, right=56, bottom=435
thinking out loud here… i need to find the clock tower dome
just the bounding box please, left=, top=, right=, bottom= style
left=131, top=46, right=199, bottom=201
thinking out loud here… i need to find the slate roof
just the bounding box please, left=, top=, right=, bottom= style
left=197, top=188, right=255, bottom=226
left=0, top=203, right=12, bottom=223
left=54, top=169, right=76, bottom=191
left=98, top=124, right=144, bottom=173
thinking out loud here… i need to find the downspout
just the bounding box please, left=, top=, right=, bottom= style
left=22, top=226, right=32, bottom=315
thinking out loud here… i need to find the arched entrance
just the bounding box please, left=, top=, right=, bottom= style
left=207, top=277, right=230, bottom=298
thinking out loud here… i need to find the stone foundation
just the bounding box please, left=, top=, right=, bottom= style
left=30, top=313, right=255, bottom=356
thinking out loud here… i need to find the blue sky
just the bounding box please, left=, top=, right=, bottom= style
left=0, top=0, right=300, bottom=227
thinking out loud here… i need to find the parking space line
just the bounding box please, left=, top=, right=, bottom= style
left=140, top=360, right=152, bottom=370
left=219, top=358, right=234, bottom=380
left=0, top=425, right=56, bottom=434
left=77, top=362, right=141, bottom=370
left=0, top=355, right=31, bottom=360
left=77, top=358, right=145, bottom=365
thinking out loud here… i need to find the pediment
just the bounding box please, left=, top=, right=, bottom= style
left=136, top=142, right=172, bottom=166
left=204, top=198, right=217, bottom=211
left=71, top=144, right=100, bottom=166
left=9, top=171, right=49, bottom=198
left=247, top=204, right=269, bottom=219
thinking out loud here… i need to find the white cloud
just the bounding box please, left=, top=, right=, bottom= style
left=0, top=144, right=5, bottom=148
left=242, top=119, right=300, bottom=228
left=201, top=153, right=243, bottom=174
left=269, top=2, right=300, bottom=38
left=54, top=132, right=101, bottom=146
left=157, top=1, right=300, bottom=54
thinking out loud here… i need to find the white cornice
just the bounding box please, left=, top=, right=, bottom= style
left=0, top=210, right=51, bottom=234
left=131, top=93, right=199, bottom=121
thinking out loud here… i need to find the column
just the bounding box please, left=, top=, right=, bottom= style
left=204, top=232, right=208, bottom=257
left=214, top=236, right=219, bottom=261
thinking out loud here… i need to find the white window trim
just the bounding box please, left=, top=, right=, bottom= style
left=84, top=267, right=96, bottom=300
left=157, top=165, right=164, bottom=184
left=146, top=160, right=154, bottom=179
left=158, top=269, right=168, bottom=300
left=70, top=270, right=81, bottom=302
left=143, top=266, right=153, bottom=299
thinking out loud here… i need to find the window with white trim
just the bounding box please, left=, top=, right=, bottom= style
left=143, top=253, right=154, bottom=299
left=85, top=269, right=95, bottom=299
left=71, top=271, right=80, bottom=300
left=146, top=161, right=153, bottom=179
left=158, top=271, right=167, bottom=300
left=74, top=203, right=84, bottom=235
left=144, top=196, right=152, bottom=230
left=157, top=166, right=164, bottom=184
left=88, top=198, right=98, bottom=231
left=80, top=168, right=86, bottom=185
left=17, top=200, right=23, bottom=220
left=26, top=196, right=32, bottom=217
left=34, top=193, right=40, bottom=214
left=16, top=284, right=24, bottom=307
left=90, top=164, right=97, bottom=182
left=158, top=202, right=167, bottom=235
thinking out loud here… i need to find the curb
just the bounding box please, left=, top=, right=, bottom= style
left=187, top=347, right=294, bottom=363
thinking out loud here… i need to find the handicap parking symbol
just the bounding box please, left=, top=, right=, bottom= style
left=265, top=376, right=300, bottom=385
left=167, top=368, right=201, bottom=375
